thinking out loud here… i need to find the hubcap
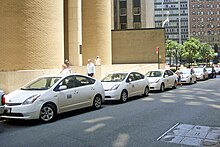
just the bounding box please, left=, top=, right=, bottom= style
left=40, top=106, right=54, bottom=121
left=94, top=97, right=101, bottom=108
left=122, top=92, right=127, bottom=102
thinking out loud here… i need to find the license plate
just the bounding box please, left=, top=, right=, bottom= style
left=4, top=108, right=11, bottom=113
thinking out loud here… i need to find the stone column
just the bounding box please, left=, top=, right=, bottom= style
left=0, top=0, right=64, bottom=71
left=66, top=0, right=82, bottom=66
left=82, top=0, right=112, bottom=65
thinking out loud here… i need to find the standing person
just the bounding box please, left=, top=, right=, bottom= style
left=60, top=64, right=71, bottom=75
left=87, top=59, right=95, bottom=77
left=175, top=68, right=182, bottom=86
left=64, top=59, right=72, bottom=73
left=94, top=56, right=101, bottom=66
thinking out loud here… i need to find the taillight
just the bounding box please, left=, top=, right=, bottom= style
left=2, top=95, right=5, bottom=105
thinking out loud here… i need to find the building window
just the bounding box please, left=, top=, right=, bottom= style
left=134, top=22, right=141, bottom=29
left=120, top=23, right=127, bottom=29
left=133, top=7, right=141, bottom=15
left=120, top=8, right=127, bottom=16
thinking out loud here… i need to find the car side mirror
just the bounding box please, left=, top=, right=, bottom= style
left=59, top=85, right=67, bottom=91
left=126, top=78, right=132, bottom=83
left=164, top=75, right=168, bottom=78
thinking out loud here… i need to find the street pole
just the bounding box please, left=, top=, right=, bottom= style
left=158, top=47, right=160, bottom=69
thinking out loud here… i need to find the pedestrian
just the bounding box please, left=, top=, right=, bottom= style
left=94, top=56, right=101, bottom=66
left=60, top=64, right=71, bottom=75
left=64, top=59, right=72, bottom=73
left=175, top=67, right=182, bottom=86
left=87, top=59, right=95, bottom=77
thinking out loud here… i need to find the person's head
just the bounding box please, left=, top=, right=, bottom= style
left=65, top=59, right=70, bottom=65
left=97, top=56, right=99, bottom=58
left=88, top=59, right=92, bottom=63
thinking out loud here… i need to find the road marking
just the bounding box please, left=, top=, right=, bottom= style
left=113, top=133, right=130, bottom=147
left=84, top=123, right=105, bottom=132
left=83, top=116, right=113, bottom=123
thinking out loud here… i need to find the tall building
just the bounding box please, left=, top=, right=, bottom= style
left=189, top=0, right=220, bottom=47
left=154, top=0, right=189, bottom=44
left=112, top=0, right=155, bottom=30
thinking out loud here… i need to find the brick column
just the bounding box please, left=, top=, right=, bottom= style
left=82, top=0, right=112, bottom=65
left=0, top=0, right=64, bottom=71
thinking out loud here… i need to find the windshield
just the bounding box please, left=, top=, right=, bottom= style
left=101, top=73, right=127, bottom=82
left=146, top=71, right=162, bottom=77
left=21, top=77, right=61, bottom=90
left=180, top=69, right=190, bottom=75
left=194, top=68, right=203, bottom=73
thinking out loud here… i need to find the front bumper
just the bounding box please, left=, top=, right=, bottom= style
left=104, top=90, right=121, bottom=100
left=1, top=104, right=40, bottom=120
left=181, top=78, right=190, bottom=83
left=149, top=83, right=160, bottom=91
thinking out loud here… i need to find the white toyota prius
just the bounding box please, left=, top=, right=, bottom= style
left=101, top=71, right=150, bottom=103
left=2, top=74, right=105, bottom=122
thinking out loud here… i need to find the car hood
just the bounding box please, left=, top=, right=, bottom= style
left=101, top=82, right=121, bottom=90
left=5, top=89, right=46, bottom=103
left=147, top=77, right=161, bottom=83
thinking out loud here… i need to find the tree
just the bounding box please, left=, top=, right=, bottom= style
left=165, top=40, right=179, bottom=65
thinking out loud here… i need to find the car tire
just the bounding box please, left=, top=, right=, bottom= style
left=39, top=104, right=56, bottom=123
left=143, top=86, right=149, bottom=96
left=120, top=90, right=128, bottom=103
left=160, top=83, right=165, bottom=92
left=173, top=81, right=177, bottom=89
left=93, top=95, right=102, bottom=109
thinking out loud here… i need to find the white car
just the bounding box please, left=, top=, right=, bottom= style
left=2, top=74, right=105, bottom=122
left=194, top=67, right=208, bottom=80
left=180, top=69, right=197, bottom=84
left=101, top=72, right=150, bottom=103
left=146, top=69, right=177, bottom=92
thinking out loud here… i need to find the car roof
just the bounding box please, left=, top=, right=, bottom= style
left=37, top=73, right=90, bottom=78
left=147, top=69, right=167, bottom=72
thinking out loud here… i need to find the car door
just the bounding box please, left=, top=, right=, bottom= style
left=167, top=70, right=175, bottom=87
left=133, top=72, right=146, bottom=95
left=55, top=76, right=80, bottom=113
left=163, top=70, right=170, bottom=88
left=126, top=73, right=138, bottom=97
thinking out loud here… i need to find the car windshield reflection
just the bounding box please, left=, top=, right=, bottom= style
left=146, top=71, right=162, bottom=77
left=21, top=77, right=61, bottom=90
left=101, top=73, right=127, bottom=82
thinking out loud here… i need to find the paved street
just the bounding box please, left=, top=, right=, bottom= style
left=0, top=76, right=220, bottom=147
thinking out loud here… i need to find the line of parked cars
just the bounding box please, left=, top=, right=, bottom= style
left=0, top=67, right=217, bottom=123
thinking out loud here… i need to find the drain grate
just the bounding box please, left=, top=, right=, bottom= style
left=157, top=123, right=220, bottom=146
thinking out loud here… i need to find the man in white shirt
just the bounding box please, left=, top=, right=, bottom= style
left=95, top=56, right=101, bottom=66
left=87, top=59, right=95, bottom=77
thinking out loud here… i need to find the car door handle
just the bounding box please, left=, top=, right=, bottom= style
left=91, top=87, right=95, bottom=90
left=74, top=91, right=78, bottom=94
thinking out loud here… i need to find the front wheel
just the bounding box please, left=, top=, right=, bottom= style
left=120, top=90, right=128, bottom=103
left=39, top=104, right=56, bottom=123
left=160, top=83, right=165, bottom=92
left=143, top=86, right=149, bottom=96
left=93, top=95, right=102, bottom=109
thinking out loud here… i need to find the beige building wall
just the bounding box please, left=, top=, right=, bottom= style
left=82, top=0, right=112, bottom=65
left=0, top=0, right=64, bottom=71
left=67, top=0, right=82, bottom=66
left=142, top=0, right=155, bottom=28
left=112, top=29, right=166, bottom=64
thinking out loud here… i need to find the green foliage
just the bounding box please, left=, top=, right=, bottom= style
left=165, top=37, right=215, bottom=66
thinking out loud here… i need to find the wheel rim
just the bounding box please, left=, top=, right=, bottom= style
left=40, top=106, right=54, bottom=122
left=121, top=91, right=127, bottom=102
left=94, top=97, right=101, bottom=108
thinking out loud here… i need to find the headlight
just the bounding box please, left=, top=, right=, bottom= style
left=110, top=84, right=120, bottom=91
left=155, top=79, right=160, bottom=83
left=23, top=94, right=41, bottom=105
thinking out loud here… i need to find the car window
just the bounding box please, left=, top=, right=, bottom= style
left=146, top=71, right=162, bottom=77
left=127, top=73, right=136, bottom=82
left=22, top=77, right=61, bottom=90
left=134, top=72, right=144, bottom=80
left=164, top=71, right=169, bottom=77
left=167, top=70, right=174, bottom=76
left=75, top=75, right=95, bottom=86
left=101, top=73, right=127, bottom=82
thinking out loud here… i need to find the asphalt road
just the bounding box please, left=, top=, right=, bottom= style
left=0, top=76, right=220, bottom=147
